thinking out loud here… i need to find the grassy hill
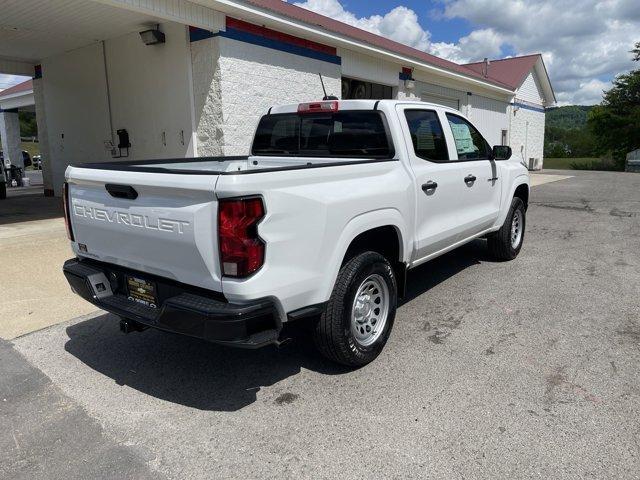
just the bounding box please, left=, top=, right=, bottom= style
left=544, top=105, right=599, bottom=160
left=546, top=105, right=594, bottom=130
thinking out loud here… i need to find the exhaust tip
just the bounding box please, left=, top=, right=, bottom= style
left=119, top=318, right=133, bottom=334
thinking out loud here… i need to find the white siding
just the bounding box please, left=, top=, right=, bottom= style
left=468, top=94, right=509, bottom=147
left=517, top=72, right=545, bottom=106
left=511, top=68, right=547, bottom=165
left=94, top=0, right=224, bottom=30
left=339, top=48, right=398, bottom=86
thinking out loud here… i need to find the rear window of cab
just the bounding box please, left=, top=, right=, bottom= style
left=252, top=111, right=395, bottom=159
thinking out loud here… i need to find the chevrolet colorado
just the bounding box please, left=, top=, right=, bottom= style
left=63, top=99, right=529, bottom=366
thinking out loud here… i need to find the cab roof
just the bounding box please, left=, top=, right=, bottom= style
left=269, top=99, right=459, bottom=115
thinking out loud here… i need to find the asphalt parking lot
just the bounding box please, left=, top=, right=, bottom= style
left=1, top=170, right=639, bottom=479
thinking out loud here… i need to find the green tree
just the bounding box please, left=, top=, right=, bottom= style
left=19, top=112, right=38, bottom=138
left=588, top=42, right=640, bottom=168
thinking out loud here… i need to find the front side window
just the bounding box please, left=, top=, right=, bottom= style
left=446, top=114, right=491, bottom=160
left=404, top=110, right=449, bottom=162
left=252, top=111, right=394, bottom=158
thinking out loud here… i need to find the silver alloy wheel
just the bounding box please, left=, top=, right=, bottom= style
left=351, top=274, right=389, bottom=347
left=511, top=209, right=524, bottom=249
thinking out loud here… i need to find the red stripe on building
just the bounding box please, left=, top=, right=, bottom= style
left=226, top=17, right=337, bottom=56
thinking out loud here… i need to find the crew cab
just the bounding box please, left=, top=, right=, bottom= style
left=63, top=100, right=529, bottom=366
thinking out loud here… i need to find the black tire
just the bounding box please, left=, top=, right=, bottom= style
left=0, top=182, right=6, bottom=200
left=313, top=251, right=397, bottom=367
left=488, top=197, right=526, bottom=261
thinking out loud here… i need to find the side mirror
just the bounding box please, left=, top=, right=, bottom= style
left=492, top=145, right=512, bottom=160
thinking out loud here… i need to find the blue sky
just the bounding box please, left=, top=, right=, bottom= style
left=340, top=0, right=471, bottom=43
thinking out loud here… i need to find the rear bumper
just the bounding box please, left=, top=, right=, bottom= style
left=63, top=258, right=281, bottom=348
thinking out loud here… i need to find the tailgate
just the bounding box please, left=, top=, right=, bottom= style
left=66, top=166, right=222, bottom=292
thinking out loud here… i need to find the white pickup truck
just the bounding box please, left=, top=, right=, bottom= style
left=63, top=99, right=529, bottom=366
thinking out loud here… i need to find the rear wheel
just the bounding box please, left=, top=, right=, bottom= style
left=488, top=197, right=526, bottom=261
left=313, top=251, right=397, bottom=367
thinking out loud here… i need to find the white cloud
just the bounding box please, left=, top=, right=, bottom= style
left=435, top=0, right=640, bottom=104
left=291, top=0, right=639, bottom=105
left=293, top=0, right=430, bottom=50
left=556, top=79, right=611, bottom=106
left=0, top=74, right=30, bottom=92
left=431, top=29, right=504, bottom=64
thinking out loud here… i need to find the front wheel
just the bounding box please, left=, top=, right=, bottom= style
left=313, top=251, right=397, bottom=367
left=488, top=197, right=526, bottom=261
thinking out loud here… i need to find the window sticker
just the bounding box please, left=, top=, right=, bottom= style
left=450, top=123, right=477, bottom=154
left=416, top=121, right=436, bottom=150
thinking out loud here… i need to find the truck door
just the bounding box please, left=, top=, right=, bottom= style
left=444, top=113, right=502, bottom=239
left=397, top=106, right=468, bottom=263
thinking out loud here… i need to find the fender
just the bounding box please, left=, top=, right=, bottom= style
left=495, top=173, right=530, bottom=228
left=315, top=208, right=410, bottom=306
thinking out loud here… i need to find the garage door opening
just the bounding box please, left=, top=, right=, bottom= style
left=421, top=94, right=460, bottom=111
left=342, top=78, right=394, bottom=100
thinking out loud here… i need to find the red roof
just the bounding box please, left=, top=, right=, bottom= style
left=0, top=79, right=33, bottom=98
left=464, top=55, right=540, bottom=90
left=243, top=0, right=513, bottom=90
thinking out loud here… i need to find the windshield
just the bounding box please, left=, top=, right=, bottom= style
left=251, top=111, right=395, bottom=158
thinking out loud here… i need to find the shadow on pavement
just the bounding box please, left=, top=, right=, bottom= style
left=0, top=191, right=62, bottom=225
left=64, top=316, right=347, bottom=412
left=64, top=239, right=493, bottom=412
left=401, top=239, right=493, bottom=305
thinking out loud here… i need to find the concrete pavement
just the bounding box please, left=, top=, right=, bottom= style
left=2, top=170, right=640, bottom=479
left=0, top=190, right=98, bottom=339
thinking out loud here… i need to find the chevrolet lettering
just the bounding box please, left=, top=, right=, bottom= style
left=73, top=204, right=190, bottom=234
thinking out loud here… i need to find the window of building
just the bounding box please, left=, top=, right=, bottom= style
left=404, top=110, right=449, bottom=162
left=501, top=129, right=508, bottom=146
left=445, top=113, right=491, bottom=160
left=342, top=78, right=394, bottom=100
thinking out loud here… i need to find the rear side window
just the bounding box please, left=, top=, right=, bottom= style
left=252, top=111, right=394, bottom=158
left=446, top=113, right=491, bottom=160
left=404, top=110, right=449, bottom=162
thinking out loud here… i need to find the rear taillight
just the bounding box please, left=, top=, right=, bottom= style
left=62, top=182, right=74, bottom=241
left=218, top=197, right=265, bottom=278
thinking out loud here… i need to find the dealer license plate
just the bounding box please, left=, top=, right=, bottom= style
left=126, top=276, right=158, bottom=309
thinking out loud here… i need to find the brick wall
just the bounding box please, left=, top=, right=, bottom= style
left=191, top=36, right=341, bottom=156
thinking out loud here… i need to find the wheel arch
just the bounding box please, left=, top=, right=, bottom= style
left=496, top=175, right=530, bottom=227
left=320, top=209, right=410, bottom=303
left=514, top=183, right=529, bottom=210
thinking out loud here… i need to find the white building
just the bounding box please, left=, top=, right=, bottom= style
left=0, top=0, right=556, bottom=196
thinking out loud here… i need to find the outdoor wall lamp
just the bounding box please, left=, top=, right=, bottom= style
left=139, top=26, right=165, bottom=45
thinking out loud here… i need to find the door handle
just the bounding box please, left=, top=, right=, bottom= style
left=464, top=175, right=477, bottom=184
left=422, top=181, right=438, bottom=193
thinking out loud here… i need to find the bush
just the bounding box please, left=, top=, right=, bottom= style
left=570, top=157, right=622, bottom=171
